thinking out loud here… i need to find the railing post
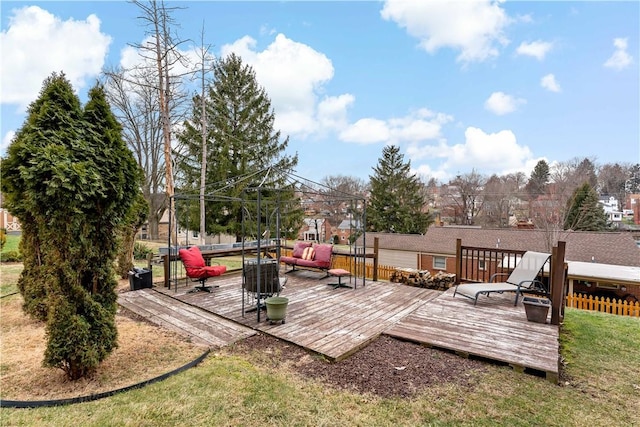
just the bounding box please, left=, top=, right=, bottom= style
left=373, top=237, right=379, bottom=282
left=162, top=254, right=169, bottom=289
left=551, top=240, right=566, bottom=325
left=455, top=239, right=462, bottom=285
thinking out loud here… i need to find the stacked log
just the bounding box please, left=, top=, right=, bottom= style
left=390, top=268, right=456, bottom=290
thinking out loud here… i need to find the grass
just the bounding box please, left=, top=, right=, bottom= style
left=1, top=233, right=20, bottom=254
left=1, top=264, right=639, bottom=425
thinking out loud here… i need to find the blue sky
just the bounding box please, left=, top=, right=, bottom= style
left=1, top=1, right=638, bottom=183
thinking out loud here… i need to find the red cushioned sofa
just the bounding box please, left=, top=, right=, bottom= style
left=280, top=241, right=333, bottom=275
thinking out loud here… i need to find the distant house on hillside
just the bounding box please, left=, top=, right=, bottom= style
left=336, top=219, right=361, bottom=244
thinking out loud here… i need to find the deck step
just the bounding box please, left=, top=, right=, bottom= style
left=118, top=289, right=256, bottom=347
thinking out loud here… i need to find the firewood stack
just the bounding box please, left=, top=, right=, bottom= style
left=390, top=268, right=456, bottom=290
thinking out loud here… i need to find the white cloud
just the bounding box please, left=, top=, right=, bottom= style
left=540, top=74, right=561, bottom=92
left=221, top=33, right=340, bottom=138
left=410, top=127, right=536, bottom=181
left=1, top=131, right=16, bottom=154
left=484, top=91, right=526, bottom=115
left=339, top=109, right=453, bottom=145
left=604, top=37, right=633, bottom=70
left=339, top=118, right=390, bottom=144
left=0, top=6, right=111, bottom=108
left=516, top=40, right=553, bottom=60
left=380, top=0, right=511, bottom=63
left=317, top=94, right=355, bottom=132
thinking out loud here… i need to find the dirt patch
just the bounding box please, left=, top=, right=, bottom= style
left=225, top=333, right=488, bottom=398
left=0, top=283, right=205, bottom=401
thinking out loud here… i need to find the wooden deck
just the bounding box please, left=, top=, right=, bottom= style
left=155, top=270, right=439, bottom=361
left=386, top=289, right=560, bottom=381
left=121, top=269, right=560, bottom=381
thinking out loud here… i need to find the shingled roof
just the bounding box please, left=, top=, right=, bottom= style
left=362, top=227, right=640, bottom=267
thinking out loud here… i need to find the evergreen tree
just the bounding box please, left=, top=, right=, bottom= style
left=563, top=183, right=609, bottom=231
left=177, top=53, right=298, bottom=241
left=526, top=159, right=550, bottom=198
left=368, top=145, right=433, bottom=234
left=625, top=163, right=640, bottom=194
left=1, top=74, right=142, bottom=379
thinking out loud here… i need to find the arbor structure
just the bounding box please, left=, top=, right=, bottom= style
left=177, top=53, right=297, bottom=241
left=368, top=145, right=433, bottom=234
left=564, top=183, right=609, bottom=231
left=1, top=74, right=142, bottom=379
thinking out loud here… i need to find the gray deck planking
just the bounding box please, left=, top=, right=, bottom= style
left=158, top=271, right=439, bottom=361
left=127, top=269, right=559, bottom=380
left=385, top=288, right=559, bottom=380
left=118, top=288, right=256, bottom=347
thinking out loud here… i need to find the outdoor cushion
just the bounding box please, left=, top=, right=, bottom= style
left=313, top=244, right=333, bottom=264
left=279, top=255, right=298, bottom=265
left=179, top=246, right=226, bottom=279
left=292, top=241, right=312, bottom=258
left=179, top=246, right=206, bottom=268
left=302, top=246, right=315, bottom=260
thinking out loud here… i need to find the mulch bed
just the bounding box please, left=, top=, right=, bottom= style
left=226, top=333, right=488, bottom=398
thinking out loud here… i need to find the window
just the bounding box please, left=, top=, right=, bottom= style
left=433, top=256, right=446, bottom=270
left=478, top=260, right=486, bottom=271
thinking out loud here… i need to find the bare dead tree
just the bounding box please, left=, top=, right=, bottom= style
left=444, top=170, right=487, bottom=225
left=103, top=66, right=166, bottom=239
left=194, top=27, right=215, bottom=245
left=131, top=0, right=191, bottom=240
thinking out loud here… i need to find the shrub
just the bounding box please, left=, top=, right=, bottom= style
left=0, top=250, right=22, bottom=263
left=134, top=242, right=154, bottom=260
left=0, top=228, right=6, bottom=251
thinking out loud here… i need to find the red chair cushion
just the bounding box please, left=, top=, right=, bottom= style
left=179, top=246, right=205, bottom=268
left=179, top=246, right=227, bottom=279
left=292, top=241, right=312, bottom=258
left=313, top=244, right=333, bottom=264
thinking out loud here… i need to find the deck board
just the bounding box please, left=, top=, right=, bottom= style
left=124, top=268, right=559, bottom=380
left=385, top=288, right=559, bottom=378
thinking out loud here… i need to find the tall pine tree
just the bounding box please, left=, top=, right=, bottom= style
left=177, top=53, right=298, bottom=241
left=1, top=74, right=142, bottom=379
left=526, top=159, right=550, bottom=199
left=563, top=183, right=609, bottom=231
left=368, top=145, right=433, bottom=234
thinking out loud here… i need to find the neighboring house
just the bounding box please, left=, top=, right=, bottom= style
left=137, top=210, right=236, bottom=245
left=336, top=219, right=361, bottom=244
left=627, top=194, right=640, bottom=225
left=599, top=196, right=622, bottom=226
left=358, top=226, right=640, bottom=300
left=0, top=208, right=21, bottom=232
left=296, top=218, right=332, bottom=242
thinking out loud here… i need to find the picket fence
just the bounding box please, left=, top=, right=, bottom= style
left=331, top=257, right=395, bottom=281
left=566, top=293, right=640, bottom=318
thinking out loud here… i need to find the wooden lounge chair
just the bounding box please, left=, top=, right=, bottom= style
left=453, top=251, right=551, bottom=306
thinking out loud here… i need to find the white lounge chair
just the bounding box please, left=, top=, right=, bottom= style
left=453, top=251, right=551, bottom=306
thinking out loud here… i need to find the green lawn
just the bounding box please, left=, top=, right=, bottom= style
left=0, top=233, right=20, bottom=255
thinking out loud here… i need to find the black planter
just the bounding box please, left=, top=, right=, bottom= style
left=129, top=268, right=152, bottom=291
left=522, top=297, right=550, bottom=323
